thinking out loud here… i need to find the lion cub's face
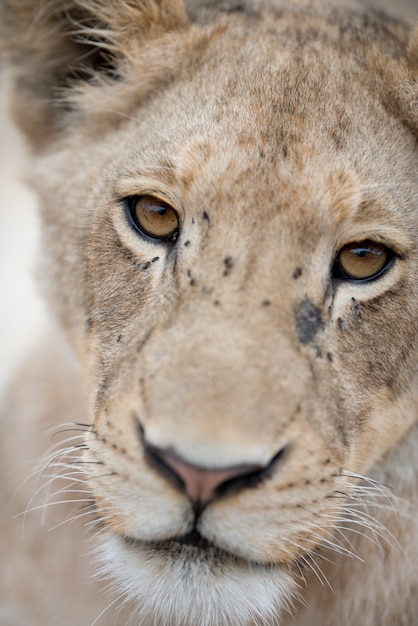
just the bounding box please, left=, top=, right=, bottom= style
left=4, top=0, right=418, bottom=623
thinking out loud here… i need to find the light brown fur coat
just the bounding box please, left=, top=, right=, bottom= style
left=1, top=0, right=418, bottom=624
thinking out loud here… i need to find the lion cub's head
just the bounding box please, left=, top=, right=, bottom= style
left=2, top=0, right=418, bottom=624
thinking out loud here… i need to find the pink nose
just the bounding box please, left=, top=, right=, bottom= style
left=156, top=449, right=263, bottom=508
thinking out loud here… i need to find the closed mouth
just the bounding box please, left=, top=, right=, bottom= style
left=122, top=530, right=239, bottom=560
left=170, top=531, right=215, bottom=549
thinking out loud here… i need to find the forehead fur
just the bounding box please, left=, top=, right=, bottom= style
left=1, top=0, right=417, bottom=149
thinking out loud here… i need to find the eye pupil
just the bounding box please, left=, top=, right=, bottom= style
left=126, top=195, right=179, bottom=242
left=333, top=240, right=393, bottom=282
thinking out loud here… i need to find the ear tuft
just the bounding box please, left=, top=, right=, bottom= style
left=0, top=0, right=189, bottom=148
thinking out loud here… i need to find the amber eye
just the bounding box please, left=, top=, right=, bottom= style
left=332, top=240, right=394, bottom=282
left=126, top=195, right=179, bottom=242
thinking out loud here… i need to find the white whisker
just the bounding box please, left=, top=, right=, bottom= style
left=48, top=508, right=98, bottom=532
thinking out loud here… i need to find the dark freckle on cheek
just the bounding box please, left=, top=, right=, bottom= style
left=136, top=260, right=151, bottom=270
left=338, top=317, right=348, bottom=331
left=187, top=269, right=196, bottom=286
left=327, top=352, right=334, bottom=362
left=293, top=267, right=302, bottom=279
left=295, top=296, right=322, bottom=344
left=214, top=300, right=220, bottom=306
left=351, top=297, right=363, bottom=317
left=223, top=256, right=234, bottom=276
left=203, top=211, right=210, bottom=222
left=116, top=334, right=122, bottom=343
left=184, top=240, right=191, bottom=247
left=262, top=300, right=271, bottom=307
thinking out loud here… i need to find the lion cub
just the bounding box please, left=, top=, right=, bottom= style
left=1, top=0, right=418, bottom=624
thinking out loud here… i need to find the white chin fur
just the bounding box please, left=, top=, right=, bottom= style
left=93, top=534, right=297, bottom=626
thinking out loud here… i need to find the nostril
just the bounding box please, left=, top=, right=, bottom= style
left=215, top=445, right=288, bottom=498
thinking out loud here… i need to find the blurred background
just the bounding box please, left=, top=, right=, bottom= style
left=0, top=83, right=46, bottom=396
left=0, top=0, right=417, bottom=396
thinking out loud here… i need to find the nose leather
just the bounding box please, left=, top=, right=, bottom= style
left=156, top=449, right=263, bottom=507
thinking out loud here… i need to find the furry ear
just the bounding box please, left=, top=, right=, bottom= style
left=0, top=0, right=189, bottom=148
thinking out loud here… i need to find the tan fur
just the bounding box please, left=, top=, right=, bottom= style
left=1, top=0, right=418, bottom=624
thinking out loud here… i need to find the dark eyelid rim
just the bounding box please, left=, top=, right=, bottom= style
left=331, top=241, right=396, bottom=284
left=123, top=195, right=180, bottom=243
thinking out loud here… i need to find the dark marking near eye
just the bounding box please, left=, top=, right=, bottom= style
left=351, top=297, right=363, bottom=317
left=293, top=267, right=302, bottom=279
left=295, top=297, right=322, bottom=344
left=220, top=3, right=261, bottom=18
left=226, top=2, right=245, bottom=11
left=203, top=211, right=210, bottom=222
left=184, top=240, right=191, bottom=247
left=187, top=269, right=196, bottom=286
left=135, top=259, right=154, bottom=270
left=223, top=256, right=234, bottom=276
left=338, top=317, right=348, bottom=331
left=152, top=257, right=160, bottom=263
